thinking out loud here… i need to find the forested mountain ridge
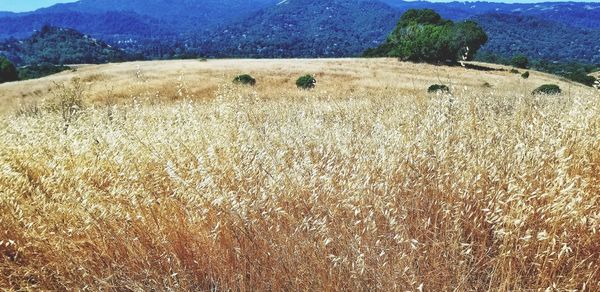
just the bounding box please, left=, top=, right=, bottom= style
left=0, top=0, right=599, bottom=65
left=472, top=13, right=600, bottom=64
left=0, top=11, right=165, bottom=41
left=0, top=0, right=279, bottom=40
left=380, top=1, right=600, bottom=29
left=0, top=25, right=126, bottom=66
left=200, top=0, right=402, bottom=58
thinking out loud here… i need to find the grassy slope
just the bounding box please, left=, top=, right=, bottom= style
left=0, top=58, right=590, bottom=115
left=1, top=59, right=599, bottom=290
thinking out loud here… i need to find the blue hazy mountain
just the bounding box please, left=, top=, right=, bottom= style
left=0, top=0, right=598, bottom=64
left=200, top=0, right=402, bottom=58
left=380, top=1, right=600, bottom=29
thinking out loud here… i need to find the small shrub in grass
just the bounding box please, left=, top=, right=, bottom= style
left=296, top=74, right=316, bottom=90
left=510, top=69, right=520, bottom=74
left=482, top=82, right=492, bottom=88
left=532, top=84, right=561, bottom=95
left=428, top=84, right=450, bottom=93
left=233, top=74, right=256, bottom=86
left=521, top=71, right=530, bottom=79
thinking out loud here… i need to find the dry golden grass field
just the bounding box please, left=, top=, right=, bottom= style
left=1, top=58, right=600, bottom=290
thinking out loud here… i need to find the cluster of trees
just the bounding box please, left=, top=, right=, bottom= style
left=477, top=52, right=599, bottom=87
left=17, top=63, right=71, bottom=80
left=0, top=56, right=71, bottom=84
left=364, top=9, right=487, bottom=63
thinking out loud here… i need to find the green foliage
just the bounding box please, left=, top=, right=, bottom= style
left=510, top=69, right=520, bottom=74
left=563, top=71, right=597, bottom=87
left=452, top=21, right=489, bottom=61
left=471, top=13, right=600, bottom=65
left=0, top=56, right=18, bottom=83
left=203, top=0, right=401, bottom=58
left=476, top=52, right=599, bottom=87
left=18, top=63, right=71, bottom=80
left=428, top=84, right=450, bottom=93
left=521, top=71, right=530, bottom=79
left=532, top=84, right=562, bottom=95
left=397, top=9, right=448, bottom=27
left=365, top=9, right=487, bottom=63
left=233, top=74, right=256, bottom=86
left=296, top=75, right=316, bottom=90
left=0, top=25, right=126, bottom=66
left=511, top=54, right=529, bottom=69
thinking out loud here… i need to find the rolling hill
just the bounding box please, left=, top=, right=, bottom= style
left=0, top=0, right=278, bottom=41
left=0, top=0, right=599, bottom=63
left=0, top=58, right=593, bottom=114
left=0, top=25, right=126, bottom=66
left=0, top=11, right=164, bottom=41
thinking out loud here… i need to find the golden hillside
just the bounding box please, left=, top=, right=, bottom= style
left=1, top=59, right=599, bottom=290
left=0, top=58, right=590, bottom=114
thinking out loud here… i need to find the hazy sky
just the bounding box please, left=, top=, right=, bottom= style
left=0, top=0, right=77, bottom=12
left=0, top=0, right=599, bottom=12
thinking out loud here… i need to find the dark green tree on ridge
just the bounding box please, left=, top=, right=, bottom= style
left=364, top=9, right=488, bottom=64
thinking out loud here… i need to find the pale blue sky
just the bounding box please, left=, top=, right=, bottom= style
left=0, top=0, right=77, bottom=12
left=0, top=0, right=599, bottom=12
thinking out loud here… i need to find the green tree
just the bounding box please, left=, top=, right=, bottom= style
left=451, top=21, right=488, bottom=61
left=511, top=54, right=529, bottom=69
left=365, top=9, right=487, bottom=63
left=0, top=56, right=18, bottom=83
left=396, top=9, right=449, bottom=27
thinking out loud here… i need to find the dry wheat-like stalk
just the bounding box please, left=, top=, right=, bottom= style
left=1, top=73, right=599, bottom=291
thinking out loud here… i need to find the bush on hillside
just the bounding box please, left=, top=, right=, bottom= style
left=510, top=69, right=520, bottom=74
left=511, top=54, right=529, bottom=69
left=521, top=71, right=530, bottom=79
left=428, top=84, right=450, bottom=93
left=532, top=84, right=561, bottom=95
left=233, top=74, right=256, bottom=86
left=0, top=56, right=18, bottom=84
left=296, top=75, right=316, bottom=90
left=565, top=71, right=597, bottom=87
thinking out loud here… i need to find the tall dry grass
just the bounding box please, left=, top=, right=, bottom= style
left=1, top=73, right=600, bottom=290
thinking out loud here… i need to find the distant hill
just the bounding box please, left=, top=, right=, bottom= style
left=380, top=1, right=600, bottom=30
left=38, top=0, right=278, bottom=32
left=200, top=0, right=401, bottom=58
left=472, top=13, right=600, bottom=64
left=0, top=11, right=164, bottom=41
left=0, top=0, right=278, bottom=41
left=0, top=26, right=127, bottom=66
left=0, top=0, right=599, bottom=64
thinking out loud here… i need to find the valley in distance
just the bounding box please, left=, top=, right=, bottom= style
left=0, top=1, right=600, bottom=291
